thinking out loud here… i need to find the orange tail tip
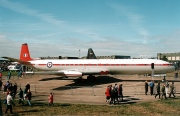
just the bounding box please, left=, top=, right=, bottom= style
left=20, top=43, right=32, bottom=61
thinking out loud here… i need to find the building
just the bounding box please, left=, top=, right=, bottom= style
left=157, top=53, right=180, bottom=62
left=39, top=56, right=78, bottom=59
left=41, top=55, right=130, bottom=59
left=40, top=56, right=61, bottom=59
left=96, top=55, right=131, bottom=59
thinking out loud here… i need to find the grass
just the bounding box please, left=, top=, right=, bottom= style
left=1, top=97, right=180, bottom=116
left=2, top=71, right=18, bottom=76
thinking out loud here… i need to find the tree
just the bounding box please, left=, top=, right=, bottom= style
left=162, top=55, right=168, bottom=61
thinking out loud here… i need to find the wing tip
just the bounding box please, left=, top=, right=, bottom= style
left=1, top=57, right=8, bottom=59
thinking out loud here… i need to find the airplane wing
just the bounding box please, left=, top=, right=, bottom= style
left=25, top=70, right=82, bottom=77
left=25, top=68, right=109, bottom=77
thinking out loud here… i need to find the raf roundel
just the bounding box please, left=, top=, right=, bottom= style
left=24, top=53, right=28, bottom=57
left=47, top=62, right=52, bottom=68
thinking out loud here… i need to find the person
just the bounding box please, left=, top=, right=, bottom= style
left=18, top=70, right=22, bottom=77
left=6, top=81, right=10, bottom=89
left=5, top=92, right=13, bottom=114
left=169, top=82, right=176, bottom=98
left=0, top=80, right=2, bottom=91
left=13, top=83, right=17, bottom=99
left=145, top=81, right=148, bottom=95
left=161, top=84, right=167, bottom=99
left=18, top=88, right=24, bottom=105
left=155, top=81, right=160, bottom=99
left=8, top=83, right=13, bottom=93
left=48, top=93, right=54, bottom=106
left=23, top=87, right=27, bottom=100
left=3, top=82, right=7, bottom=93
left=109, top=84, right=114, bottom=105
left=165, top=81, right=169, bottom=96
left=162, top=76, right=166, bottom=83
left=105, top=85, right=111, bottom=103
left=110, top=86, right=115, bottom=105
left=26, top=89, right=32, bottom=106
left=118, top=84, right=123, bottom=101
left=26, top=82, right=30, bottom=91
left=0, top=71, right=2, bottom=80
left=7, top=70, right=11, bottom=80
left=149, top=80, right=154, bottom=95
left=6, top=88, right=11, bottom=96
left=113, top=84, right=119, bottom=104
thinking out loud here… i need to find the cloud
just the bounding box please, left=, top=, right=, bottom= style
left=0, top=0, right=66, bottom=26
left=108, top=3, right=149, bottom=44
left=0, top=0, right=106, bottom=42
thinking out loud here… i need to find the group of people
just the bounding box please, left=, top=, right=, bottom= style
left=104, top=79, right=176, bottom=105
left=145, top=79, right=176, bottom=99
left=1, top=80, right=54, bottom=114
left=2, top=81, right=17, bottom=99
left=2, top=81, right=32, bottom=114
left=105, top=84, right=123, bottom=105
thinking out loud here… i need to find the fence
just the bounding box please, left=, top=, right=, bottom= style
left=16, top=83, right=180, bottom=97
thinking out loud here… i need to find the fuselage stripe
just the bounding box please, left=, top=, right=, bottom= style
left=37, top=64, right=172, bottom=66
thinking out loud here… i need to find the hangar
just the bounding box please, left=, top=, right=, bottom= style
left=157, top=53, right=180, bottom=62
left=157, top=52, right=180, bottom=68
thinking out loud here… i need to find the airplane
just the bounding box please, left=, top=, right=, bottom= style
left=2, top=43, right=175, bottom=79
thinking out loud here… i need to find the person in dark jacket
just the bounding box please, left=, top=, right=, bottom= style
left=155, top=81, right=160, bottom=99
left=113, top=84, right=119, bottom=104
left=0, top=80, right=2, bottom=91
left=118, top=84, right=123, bottom=101
left=26, top=89, right=32, bottom=106
left=169, top=82, right=176, bottom=98
left=145, top=81, right=148, bottom=95
left=13, top=83, right=17, bottom=99
left=18, top=88, right=24, bottom=105
left=110, top=87, right=116, bottom=105
left=25, top=82, right=30, bottom=90
left=161, top=84, right=167, bottom=99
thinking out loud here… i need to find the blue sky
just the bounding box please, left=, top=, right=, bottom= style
left=0, top=0, right=180, bottom=59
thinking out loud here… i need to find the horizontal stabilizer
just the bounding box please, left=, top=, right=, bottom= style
left=2, top=57, right=31, bottom=65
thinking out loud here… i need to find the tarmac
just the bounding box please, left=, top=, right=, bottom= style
left=0, top=74, right=179, bottom=105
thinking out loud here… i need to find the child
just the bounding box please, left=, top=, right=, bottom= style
left=48, top=93, right=54, bottom=106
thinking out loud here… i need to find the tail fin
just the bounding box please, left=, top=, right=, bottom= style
left=87, top=48, right=97, bottom=59
left=20, top=43, right=32, bottom=61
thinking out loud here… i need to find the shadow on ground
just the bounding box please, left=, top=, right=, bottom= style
left=50, top=76, right=122, bottom=91
left=104, top=96, right=139, bottom=105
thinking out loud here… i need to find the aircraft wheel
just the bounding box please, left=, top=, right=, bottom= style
left=87, top=76, right=91, bottom=80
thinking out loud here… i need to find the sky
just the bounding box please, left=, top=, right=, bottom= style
left=0, top=0, right=180, bottom=59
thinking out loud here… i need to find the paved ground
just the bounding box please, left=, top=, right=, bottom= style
left=0, top=74, right=179, bottom=105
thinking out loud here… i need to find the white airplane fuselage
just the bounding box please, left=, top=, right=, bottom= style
left=28, top=59, right=174, bottom=76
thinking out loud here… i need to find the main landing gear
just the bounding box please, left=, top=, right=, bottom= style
left=74, top=75, right=96, bottom=83
left=74, top=76, right=84, bottom=83
left=87, top=75, right=96, bottom=81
